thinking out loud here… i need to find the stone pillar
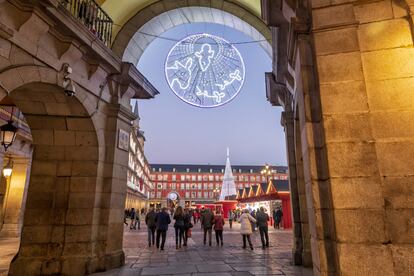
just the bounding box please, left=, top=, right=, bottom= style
left=94, top=91, right=137, bottom=270
left=282, top=110, right=304, bottom=265
left=293, top=29, right=339, bottom=275
left=309, top=1, right=414, bottom=274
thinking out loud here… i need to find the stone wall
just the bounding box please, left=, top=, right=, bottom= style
left=312, top=0, right=414, bottom=274
left=0, top=0, right=156, bottom=274
left=265, top=0, right=414, bottom=274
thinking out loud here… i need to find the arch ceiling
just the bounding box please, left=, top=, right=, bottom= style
left=122, top=7, right=272, bottom=66
left=101, top=0, right=270, bottom=66
left=99, top=0, right=262, bottom=37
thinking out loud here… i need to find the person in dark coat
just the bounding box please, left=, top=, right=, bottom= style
left=155, top=207, right=171, bottom=250
left=173, top=206, right=185, bottom=249
left=274, top=207, right=283, bottom=229
left=129, top=208, right=137, bottom=230
left=145, top=207, right=157, bottom=247
left=183, top=208, right=192, bottom=246
left=256, top=207, right=270, bottom=248
left=201, top=208, right=214, bottom=246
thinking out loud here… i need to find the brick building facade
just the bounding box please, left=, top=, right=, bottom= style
left=149, top=164, right=288, bottom=208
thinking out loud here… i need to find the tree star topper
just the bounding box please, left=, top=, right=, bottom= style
left=165, top=33, right=245, bottom=108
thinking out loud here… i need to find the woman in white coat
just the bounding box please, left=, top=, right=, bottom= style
left=238, top=209, right=257, bottom=250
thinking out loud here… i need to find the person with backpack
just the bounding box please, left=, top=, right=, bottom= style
left=173, top=206, right=185, bottom=249
left=201, top=208, right=214, bottom=246
left=145, top=207, right=157, bottom=247
left=213, top=210, right=225, bottom=246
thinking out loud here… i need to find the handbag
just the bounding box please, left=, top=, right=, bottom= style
left=187, top=228, right=192, bottom=238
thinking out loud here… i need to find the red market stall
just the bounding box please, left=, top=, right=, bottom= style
left=237, top=180, right=292, bottom=229
left=214, top=200, right=238, bottom=219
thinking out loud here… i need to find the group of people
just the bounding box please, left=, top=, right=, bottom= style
left=128, top=206, right=281, bottom=251
left=124, top=208, right=146, bottom=230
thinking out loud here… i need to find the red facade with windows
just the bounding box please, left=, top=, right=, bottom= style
left=149, top=164, right=288, bottom=208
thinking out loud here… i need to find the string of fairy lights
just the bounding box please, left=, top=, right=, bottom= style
left=113, top=23, right=270, bottom=45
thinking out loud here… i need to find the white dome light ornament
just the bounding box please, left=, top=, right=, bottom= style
left=165, top=33, right=245, bottom=108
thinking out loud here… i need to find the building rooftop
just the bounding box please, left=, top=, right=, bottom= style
left=150, top=164, right=288, bottom=174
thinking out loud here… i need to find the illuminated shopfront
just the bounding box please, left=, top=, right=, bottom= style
left=237, top=180, right=292, bottom=229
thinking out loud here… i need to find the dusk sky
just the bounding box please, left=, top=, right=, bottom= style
left=135, top=23, right=286, bottom=166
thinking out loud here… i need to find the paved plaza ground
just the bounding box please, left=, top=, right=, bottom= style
left=96, top=220, right=313, bottom=276
left=0, top=220, right=313, bottom=276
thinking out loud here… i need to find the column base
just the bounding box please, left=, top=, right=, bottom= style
left=9, top=250, right=125, bottom=275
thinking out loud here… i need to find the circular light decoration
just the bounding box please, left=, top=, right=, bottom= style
left=165, top=33, right=245, bottom=108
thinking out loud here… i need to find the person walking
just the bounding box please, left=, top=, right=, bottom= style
left=192, top=209, right=197, bottom=225
left=228, top=210, right=234, bottom=229
left=136, top=210, right=141, bottom=230
left=213, top=210, right=225, bottom=246
left=201, top=208, right=214, bottom=246
left=145, top=207, right=157, bottom=247
left=173, top=206, right=185, bottom=249
left=256, top=207, right=270, bottom=249
left=129, top=208, right=137, bottom=230
left=183, top=208, right=193, bottom=246
left=124, top=209, right=129, bottom=226
left=239, top=209, right=256, bottom=250
left=155, top=207, right=171, bottom=250
left=274, top=207, right=283, bottom=229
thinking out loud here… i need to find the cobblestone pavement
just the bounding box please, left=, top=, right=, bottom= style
left=95, top=220, right=313, bottom=276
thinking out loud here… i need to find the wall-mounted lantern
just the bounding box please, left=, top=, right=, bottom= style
left=3, top=158, right=13, bottom=177
left=0, top=107, right=18, bottom=151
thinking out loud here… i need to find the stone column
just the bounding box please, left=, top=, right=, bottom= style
left=293, top=29, right=339, bottom=275
left=94, top=92, right=138, bottom=271
left=311, top=1, right=414, bottom=274
left=281, top=110, right=304, bottom=265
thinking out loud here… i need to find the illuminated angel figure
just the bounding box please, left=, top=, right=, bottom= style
left=165, top=33, right=245, bottom=108
left=216, top=69, right=242, bottom=91
left=166, top=58, right=193, bottom=90
left=195, top=44, right=214, bottom=71
left=196, top=86, right=225, bottom=103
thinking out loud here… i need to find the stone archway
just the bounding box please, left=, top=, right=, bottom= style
left=111, top=0, right=272, bottom=65
left=2, top=81, right=101, bottom=275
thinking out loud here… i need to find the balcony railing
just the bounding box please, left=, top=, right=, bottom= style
left=60, top=0, right=113, bottom=47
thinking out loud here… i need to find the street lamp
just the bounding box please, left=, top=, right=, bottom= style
left=261, top=163, right=272, bottom=183
left=0, top=107, right=18, bottom=151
